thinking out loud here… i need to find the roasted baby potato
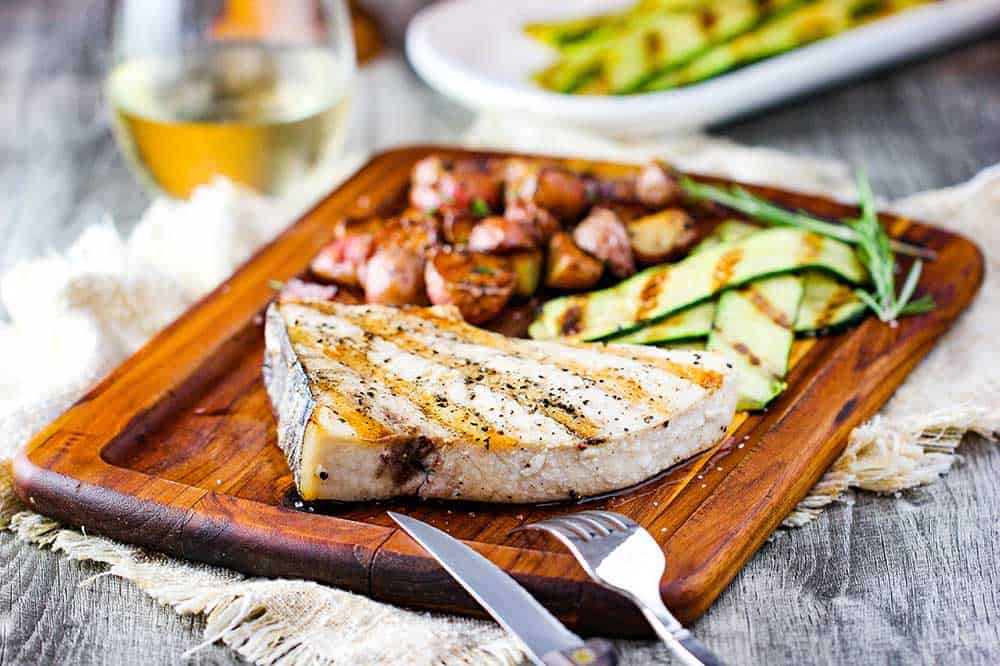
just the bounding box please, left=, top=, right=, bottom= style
left=378, top=216, right=440, bottom=256
left=533, top=167, right=589, bottom=221
left=572, top=207, right=636, bottom=278
left=467, top=215, right=541, bottom=253
left=635, top=162, right=682, bottom=208
left=310, top=233, right=375, bottom=287
left=504, top=201, right=561, bottom=241
left=626, top=208, right=696, bottom=265
left=361, top=247, right=427, bottom=306
left=442, top=211, right=478, bottom=245
left=278, top=278, right=340, bottom=304
left=425, top=250, right=515, bottom=323
left=412, top=155, right=446, bottom=187
left=545, top=232, right=604, bottom=290
left=509, top=249, right=544, bottom=297
left=410, top=157, right=503, bottom=215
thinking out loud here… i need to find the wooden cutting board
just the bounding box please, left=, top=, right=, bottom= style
left=13, top=147, right=983, bottom=637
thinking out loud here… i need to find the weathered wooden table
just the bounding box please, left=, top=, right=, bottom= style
left=1, top=2, right=998, bottom=664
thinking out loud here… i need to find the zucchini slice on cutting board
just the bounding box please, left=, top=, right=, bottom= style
left=693, top=219, right=761, bottom=252
left=795, top=271, right=868, bottom=334
left=707, top=274, right=804, bottom=410
left=616, top=222, right=867, bottom=344
left=528, top=227, right=867, bottom=342
left=613, top=301, right=716, bottom=344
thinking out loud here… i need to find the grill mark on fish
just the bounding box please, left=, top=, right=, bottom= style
left=743, top=285, right=793, bottom=329
left=599, top=346, right=724, bottom=391
left=380, top=306, right=691, bottom=416
left=299, top=333, right=525, bottom=451
left=341, top=310, right=603, bottom=440
left=712, top=248, right=744, bottom=291
left=286, top=335, right=395, bottom=441
left=635, top=270, right=669, bottom=322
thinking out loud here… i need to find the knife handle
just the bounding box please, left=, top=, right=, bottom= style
left=541, top=638, right=618, bottom=666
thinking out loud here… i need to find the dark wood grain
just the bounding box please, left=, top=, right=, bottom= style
left=11, top=146, right=984, bottom=635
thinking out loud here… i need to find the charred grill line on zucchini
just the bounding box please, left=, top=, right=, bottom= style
left=795, top=271, right=869, bottom=335
left=613, top=301, right=716, bottom=345
left=614, top=271, right=867, bottom=344
left=707, top=274, right=804, bottom=410
left=641, top=0, right=931, bottom=91
left=535, top=0, right=800, bottom=95
left=616, top=221, right=868, bottom=344
left=528, top=227, right=867, bottom=342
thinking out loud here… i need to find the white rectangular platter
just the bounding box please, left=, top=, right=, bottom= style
left=406, top=0, right=1000, bottom=136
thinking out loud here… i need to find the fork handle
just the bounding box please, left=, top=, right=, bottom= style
left=639, top=604, right=725, bottom=666
left=541, top=638, right=619, bottom=665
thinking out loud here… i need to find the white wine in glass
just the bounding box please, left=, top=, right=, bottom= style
left=107, top=0, right=355, bottom=199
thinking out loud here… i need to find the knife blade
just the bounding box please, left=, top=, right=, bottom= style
left=388, top=512, right=618, bottom=666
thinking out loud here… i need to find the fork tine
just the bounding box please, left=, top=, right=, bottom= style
left=518, top=523, right=588, bottom=561
left=527, top=516, right=590, bottom=541
left=518, top=519, right=585, bottom=545
left=545, top=516, right=593, bottom=540
left=559, top=514, right=617, bottom=540
left=571, top=513, right=613, bottom=537
left=586, top=510, right=637, bottom=530
left=577, top=510, right=628, bottom=532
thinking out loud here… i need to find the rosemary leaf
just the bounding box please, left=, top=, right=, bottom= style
left=680, top=172, right=935, bottom=324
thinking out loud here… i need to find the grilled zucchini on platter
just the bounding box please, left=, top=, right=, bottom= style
left=271, top=154, right=932, bottom=502
left=527, top=0, right=935, bottom=95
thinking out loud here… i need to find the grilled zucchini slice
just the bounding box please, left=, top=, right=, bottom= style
left=642, top=0, right=930, bottom=91
left=614, top=220, right=866, bottom=344
left=707, top=274, right=804, bottom=410
left=795, top=271, right=868, bottom=334
left=529, top=227, right=866, bottom=342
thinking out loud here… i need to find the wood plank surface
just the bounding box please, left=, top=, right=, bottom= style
left=1, top=1, right=999, bottom=664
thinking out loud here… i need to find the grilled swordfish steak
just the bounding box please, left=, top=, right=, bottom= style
left=263, top=301, right=738, bottom=503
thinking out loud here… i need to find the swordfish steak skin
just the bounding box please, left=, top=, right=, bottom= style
left=263, top=301, right=738, bottom=503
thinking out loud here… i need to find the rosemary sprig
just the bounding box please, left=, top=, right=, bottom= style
left=679, top=173, right=935, bottom=324
left=846, top=172, right=935, bottom=323
left=679, top=177, right=936, bottom=260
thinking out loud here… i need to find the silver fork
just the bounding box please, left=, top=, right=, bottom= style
left=516, top=510, right=724, bottom=666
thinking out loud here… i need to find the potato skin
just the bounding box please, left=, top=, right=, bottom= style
left=467, top=215, right=541, bottom=253
left=310, top=233, right=375, bottom=287
left=572, top=207, right=636, bottom=278
left=635, top=162, right=682, bottom=208
left=278, top=278, right=340, bottom=304
left=545, top=232, right=604, bottom=290
left=626, top=208, right=696, bottom=265
left=409, top=157, right=503, bottom=214
left=533, top=167, right=589, bottom=221
left=425, top=251, right=515, bottom=323
left=441, top=211, right=478, bottom=245
left=361, top=247, right=427, bottom=306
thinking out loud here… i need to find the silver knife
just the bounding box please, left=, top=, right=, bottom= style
left=388, top=512, right=619, bottom=666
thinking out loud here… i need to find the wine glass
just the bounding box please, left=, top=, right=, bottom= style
left=106, top=0, right=356, bottom=199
